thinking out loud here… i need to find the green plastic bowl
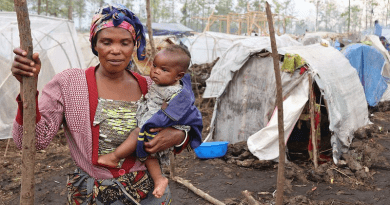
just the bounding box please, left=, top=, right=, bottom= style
left=194, top=141, right=229, bottom=159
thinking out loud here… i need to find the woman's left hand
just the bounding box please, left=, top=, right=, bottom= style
left=144, top=127, right=185, bottom=154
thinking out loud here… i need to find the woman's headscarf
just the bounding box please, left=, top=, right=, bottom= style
left=89, top=4, right=146, bottom=61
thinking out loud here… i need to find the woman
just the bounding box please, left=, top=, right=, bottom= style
left=11, top=4, right=202, bottom=205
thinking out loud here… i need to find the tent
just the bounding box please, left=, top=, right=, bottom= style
left=362, top=35, right=390, bottom=79
left=342, top=43, right=387, bottom=106
left=0, top=12, right=85, bottom=139
left=143, top=22, right=193, bottom=37
left=182, top=31, right=302, bottom=66
left=203, top=41, right=369, bottom=164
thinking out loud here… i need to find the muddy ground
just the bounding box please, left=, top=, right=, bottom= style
left=2, top=62, right=390, bottom=204
left=2, top=109, right=390, bottom=205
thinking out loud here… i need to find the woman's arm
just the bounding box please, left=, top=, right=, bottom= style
left=144, top=127, right=186, bottom=154
left=12, top=49, right=65, bottom=150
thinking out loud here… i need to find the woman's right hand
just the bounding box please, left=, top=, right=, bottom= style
left=11, top=48, right=41, bottom=83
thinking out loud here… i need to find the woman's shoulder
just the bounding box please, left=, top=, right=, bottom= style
left=57, top=68, right=86, bottom=77
left=51, top=68, right=88, bottom=85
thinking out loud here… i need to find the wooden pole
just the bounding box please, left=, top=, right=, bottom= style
left=265, top=2, right=285, bottom=205
left=309, top=77, right=318, bottom=169
left=145, top=0, right=156, bottom=60
left=172, top=176, right=225, bottom=205
left=68, top=0, right=73, bottom=20
left=169, top=152, right=175, bottom=179
left=242, top=190, right=261, bottom=205
left=13, top=0, right=36, bottom=204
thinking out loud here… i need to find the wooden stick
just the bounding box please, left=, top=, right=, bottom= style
left=309, top=77, right=318, bottom=169
left=169, top=152, right=175, bottom=179
left=172, top=176, right=225, bottom=205
left=13, top=0, right=37, bottom=204
left=4, top=138, right=11, bottom=157
left=242, top=190, right=261, bottom=205
left=265, top=2, right=285, bottom=205
left=145, top=0, right=156, bottom=60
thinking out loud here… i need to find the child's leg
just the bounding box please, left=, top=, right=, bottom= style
left=98, top=127, right=140, bottom=167
left=145, top=158, right=169, bottom=198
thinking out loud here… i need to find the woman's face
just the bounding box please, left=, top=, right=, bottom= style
left=94, top=27, right=134, bottom=74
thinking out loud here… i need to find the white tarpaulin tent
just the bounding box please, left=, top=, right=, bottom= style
left=0, top=12, right=85, bottom=139
left=204, top=41, right=369, bottom=164
left=180, top=31, right=301, bottom=65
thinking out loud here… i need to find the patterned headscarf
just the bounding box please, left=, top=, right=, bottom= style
left=89, top=4, right=146, bottom=61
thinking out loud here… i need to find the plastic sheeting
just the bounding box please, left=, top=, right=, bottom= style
left=143, top=23, right=193, bottom=36
left=342, top=44, right=387, bottom=106
left=280, top=45, right=369, bottom=164
left=203, top=34, right=302, bottom=98
left=0, top=12, right=85, bottom=139
left=205, top=41, right=368, bottom=164
left=248, top=75, right=309, bottom=160
left=180, top=32, right=302, bottom=65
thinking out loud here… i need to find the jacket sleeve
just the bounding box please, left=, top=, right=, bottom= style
left=13, top=73, right=65, bottom=150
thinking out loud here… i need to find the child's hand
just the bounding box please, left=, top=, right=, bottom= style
left=161, top=101, right=168, bottom=110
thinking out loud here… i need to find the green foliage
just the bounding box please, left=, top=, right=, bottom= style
left=215, top=0, right=233, bottom=15
left=0, top=0, right=14, bottom=11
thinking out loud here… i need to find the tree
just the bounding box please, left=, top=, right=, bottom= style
left=324, top=2, right=337, bottom=31
left=341, top=5, right=362, bottom=32
left=215, top=0, right=233, bottom=33
left=180, top=0, right=189, bottom=26
left=74, top=0, right=86, bottom=30
left=310, top=0, right=323, bottom=32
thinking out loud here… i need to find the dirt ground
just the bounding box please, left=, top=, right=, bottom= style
left=2, top=63, right=390, bottom=204
left=2, top=108, right=390, bottom=205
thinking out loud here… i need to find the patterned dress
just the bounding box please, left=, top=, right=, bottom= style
left=67, top=98, right=171, bottom=205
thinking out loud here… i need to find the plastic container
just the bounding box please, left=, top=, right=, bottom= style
left=194, top=141, right=229, bottom=159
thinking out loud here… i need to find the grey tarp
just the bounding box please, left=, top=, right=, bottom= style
left=204, top=41, right=369, bottom=164
left=279, top=44, right=369, bottom=163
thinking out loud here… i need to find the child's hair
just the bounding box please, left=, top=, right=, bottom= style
left=375, top=20, right=378, bottom=24
left=162, top=44, right=191, bottom=72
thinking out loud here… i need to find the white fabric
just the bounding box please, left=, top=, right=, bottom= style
left=0, top=12, right=85, bottom=139
left=280, top=44, right=369, bottom=163
left=181, top=31, right=302, bottom=66
left=203, top=34, right=302, bottom=98
left=247, top=76, right=309, bottom=160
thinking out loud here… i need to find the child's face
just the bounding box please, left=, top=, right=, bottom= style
left=150, top=51, right=184, bottom=86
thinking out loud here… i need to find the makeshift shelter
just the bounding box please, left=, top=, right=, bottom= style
left=362, top=35, right=390, bottom=79
left=0, top=12, right=85, bottom=139
left=181, top=31, right=301, bottom=65
left=342, top=44, right=388, bottom=106
left=203, top=41, right=369, bottom=164
left=143, top=23, right=193, bottom=37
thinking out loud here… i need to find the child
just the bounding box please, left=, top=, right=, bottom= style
left=98, top=44, right=203, bottom=198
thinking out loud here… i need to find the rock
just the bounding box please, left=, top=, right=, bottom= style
left=307, top=169, right=324, bottom=182
left=238, top=151, right=253, bottom=160
left=342, top=153, right=363, bottom=172
left=231, top=141, right=248, bottom=156
left=285, top=195, right=310, bottom=204
left=355, top=169, right=368, bottom=180
left=252, top=160, right=274, bottom=170
left=236, top=159, right=255, bottom=167
left=353, top=124, right=379, bottom=139
left=223, top=167, right=233, bottom=173
left=227, top=158, right=236, bottom=164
